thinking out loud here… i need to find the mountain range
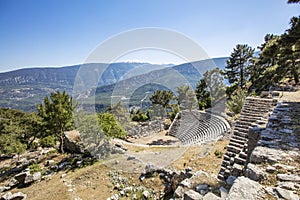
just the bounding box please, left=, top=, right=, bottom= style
left=0, top=57, right=227, bottom=112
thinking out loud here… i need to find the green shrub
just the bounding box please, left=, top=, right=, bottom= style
left=226, top=89, right=246, bottom=115
left=132, top=113, right=148, bottom=122
left=29, top=163, right=43, bottom=174
left=214, top=150, right=223, bottom=158
left=40, top=135, right=56, bottom=148
left=98, top=113, right=127, bottom=139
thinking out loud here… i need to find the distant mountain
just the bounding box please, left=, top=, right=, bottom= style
left=0, top=57, right=228, bottom=112
left=91, top=57, right=228, bottom=111
left=0, top=62, right=173, bottom=111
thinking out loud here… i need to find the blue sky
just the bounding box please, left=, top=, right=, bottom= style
left=0, top=0, right=299, bottom=72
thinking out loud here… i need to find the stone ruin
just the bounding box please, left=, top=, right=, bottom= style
left=218, top=96, right=300, bottom=199
left=168, top=110, right=231, bottom=145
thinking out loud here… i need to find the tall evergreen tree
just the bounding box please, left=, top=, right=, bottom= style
left=278, top=16, right=300, bottom=84
left=37, top=91, right=76, bottom=153
left=195, top=79, right=211, bottom=110
left=225, top=44, right=255, bottom=89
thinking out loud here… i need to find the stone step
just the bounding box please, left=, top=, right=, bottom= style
left=238, top=116, right=262, bottom=122
left=225, top=151, right=237, bottom=157
left=233, top=131, right=248, bottom=138
left=234, top=126, right=249, bottom=133
left=229, top=141, right=244, bottom=148
left=227, top=145, right=242, bottom=153
left=235, top=156, right=246, bottom=165
left=223, top=154, right=231, bottom=161
left=231, top=163, right=244, bottom=177
left=231, top=134, right=248, bottom=142
left=245, top=97, right=274, bottom=103
left=234, top=123, right=250, bottom=129
left=235, top=120, right=252, bottom=126
left=240, top=112, right=266, bottom=118
left=244, top=103, right=272, bottom=108
left=243, top=106, right=271, bottom=112
left=230, top=137, right=247, bottom=145
left=222, top=160, right=230, bottom=166
left=217, top=174, right=224, bottom=180
left=239, top=152, right=248, bottom=159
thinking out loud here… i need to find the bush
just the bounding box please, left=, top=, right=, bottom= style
left=132, top=113, right=148, bottom=122
left=214, top=150, right=223, bottom=158
left=40, top=135, right=56, bottom=148
left=226, top=89, right=246, bottom=115
left=29, top=163, right=43, bottom=174
left=98, top=113, right=127, bottom=139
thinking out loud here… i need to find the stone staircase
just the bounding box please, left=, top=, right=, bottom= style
left=168, top=110, right=230, bottom=145
left=218, top=97, right=277, bottom=181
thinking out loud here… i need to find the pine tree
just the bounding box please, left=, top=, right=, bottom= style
left=225, top=44, right=255, bottom=89
left=195, top=79, right=211, bottom=110
left=37, top=91, right=76, bottom=153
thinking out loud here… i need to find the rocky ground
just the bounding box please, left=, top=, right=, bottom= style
left=0, top=90, right=299, bottom=200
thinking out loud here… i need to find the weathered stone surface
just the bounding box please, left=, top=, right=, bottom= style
left=266, top=166, right=276, bottom=173
left=14, top=172, right=29, bottom=184
left=250, top=146, right=284, bottom=164
left=245, top=163, right=266, bottom=181
left=5, top=179, right=18, bottom=188
left=276, top=182, right=299, bottom=191
left=180, top=178, right=192, bottom=189
left=275, top=187, right=299, bottom=200
left=24, top=172, right=41, bottom=184
left=226, top=176, right=236, bottom=186
left=227, top=176, right=263, bottom=200
left=195, top=184, right=208, bottom=195
left=144, top=163, right=160, bottom=174
left=277, top=174, right=300, bottom=183
left=174, top=186, right=185, bottom=198
left=1, top=192, right=27, bottom=200
left=14, top=171, right=41, bottom=186
left=142, top=190, right=150, bottom=198
left=184, top=189, right=203, bottom=200
left=219, top=186, right=228, bottom=199
left=63, top=130, right=84, bottom=154
left=203, top=192, right=221, bottom=200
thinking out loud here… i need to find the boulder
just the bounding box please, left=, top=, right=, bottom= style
left=275, top=187, right=299, bottom=200
left=203, top=192, right=221, bottom=200
left=250, top=146, right=284, bottom=164
left=24, top=172, right=41, bottom=184
left=1, top=192, right=27, bottom=200
left=63, top=130, right=84, bottom=154
left=183, top=189, right=203, bottom=200
left=142, top=190, right=150, bottom=198
left=14, top=172, right=29, bottom=184
left=245, top=163, right=266, bottom=181
left=226, top=176, right=236, bottom=186
left=174, top=186, right=185, bottom=198
left=227, top=176, right=263, bottom=200
left=195, top=184, right=209, bottom=195
left=15, top=171, right=41, bottom=186
left=276, top=182, right=299, bottom=191
left=277, top=174, right=300, bottom=183
left=144, top=163, right=160, bottom=174
left=219, top=186, right=228, bottom=199
left=180, top=178, right=193, bottom=189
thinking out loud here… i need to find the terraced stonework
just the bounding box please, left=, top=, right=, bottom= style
left=168, top=110, right=230, bottom=145
left=218, top=97, right=277, bottom=181
left=218, top=93, right=300, bottom=199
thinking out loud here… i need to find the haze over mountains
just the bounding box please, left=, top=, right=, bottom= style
left=0, top=57, right=227, bottom=112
